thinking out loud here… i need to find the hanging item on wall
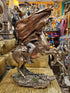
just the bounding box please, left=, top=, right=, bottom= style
left=52, top=11, right=56, bottom=16
left=40, top=4, right=45, bottom=9
left=54, top=2, right=60, bottom=9
left=57, top=10, right=60, bottom=17
left=64, top=3, right=70, bottom=15
left=47, top=2, right=60, bottom=9
left=47, top=4, right=53, bottom=8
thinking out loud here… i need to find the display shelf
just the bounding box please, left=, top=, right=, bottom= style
left=45, top=30, right=60, bottom=47
left=50, top=36, right=59, bottom=38
left=44, top=30, right=60, bottom=32
left=44, top=31, right=60, bottom=36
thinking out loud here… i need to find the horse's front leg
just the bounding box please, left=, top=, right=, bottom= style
left=17, top=67, right=25, bottom=78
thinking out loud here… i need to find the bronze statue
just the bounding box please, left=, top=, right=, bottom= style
left=12, top=8, right=56, bottom=88
left=12, top=8, right=69, bottom=88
